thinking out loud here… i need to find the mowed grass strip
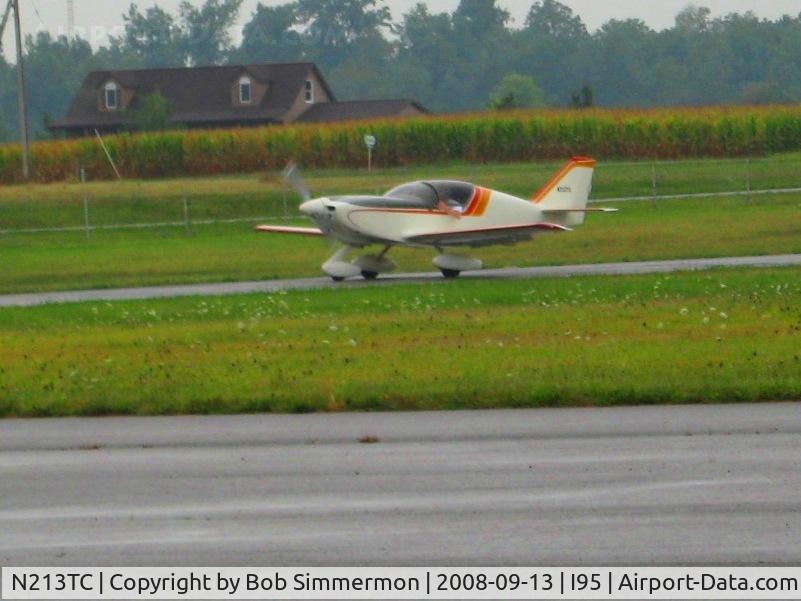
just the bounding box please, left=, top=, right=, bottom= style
left=0, top=267, right=799, bottom=417
left=1, top=190, right=800, bottom=294
left=3, top=155, right=801, bottom=228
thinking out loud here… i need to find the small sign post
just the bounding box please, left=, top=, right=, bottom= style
left=364, top=134, right=376, bottom=173
left=80, top=168, right=90, bottom=241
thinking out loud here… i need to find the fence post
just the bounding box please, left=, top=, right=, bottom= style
left=81, top=168, right=90, bottom=241
left=182, top=194, right=191, bottom=235
left=651, top=160, right=657, bottom=199
left=746, top=158, right=752, bottom=204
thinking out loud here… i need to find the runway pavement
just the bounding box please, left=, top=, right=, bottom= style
left=1, top=253, right=800, bottom=307
left=1, top=402, right=800, bottom=566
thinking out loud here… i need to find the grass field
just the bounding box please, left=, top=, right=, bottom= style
left=3, top=154, right=801, bottom=227
left=0, top=266, right=799, bottom=417
left=1, top=155, right=801, bottom=295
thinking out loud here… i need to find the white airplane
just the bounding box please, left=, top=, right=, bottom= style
left=257, top=156, right=615, bottom=281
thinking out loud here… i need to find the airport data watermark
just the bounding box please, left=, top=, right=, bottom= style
left=2, top=567, right=800, bottom=600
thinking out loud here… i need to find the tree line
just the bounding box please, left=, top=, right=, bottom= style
left=2, top=0, right=801, bottom=141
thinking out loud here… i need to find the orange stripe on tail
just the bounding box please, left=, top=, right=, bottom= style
left=531, top=157, right=597, bottom=203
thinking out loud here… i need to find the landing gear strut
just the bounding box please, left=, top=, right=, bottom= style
left=353, top=245, right=395, bottom=280
left=323, top=245, right=396, bottom=281
left=323, top=245, right=361, bottom=281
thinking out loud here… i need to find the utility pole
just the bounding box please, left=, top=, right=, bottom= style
left=12, top=0, right=30, bottom=180
left=66, top=0, right=74, bottom=39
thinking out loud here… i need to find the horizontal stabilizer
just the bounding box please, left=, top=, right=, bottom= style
left=255, top=225, right=325, bottom=236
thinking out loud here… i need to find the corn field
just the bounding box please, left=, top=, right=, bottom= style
left=2, top=105, right=801, bottom=184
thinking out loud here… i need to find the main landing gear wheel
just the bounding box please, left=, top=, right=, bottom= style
left=361, top=270, right=379, bottom=280
left=441, top=269, right=461, bottom=279
left=331, top=276, right=346, bottom=282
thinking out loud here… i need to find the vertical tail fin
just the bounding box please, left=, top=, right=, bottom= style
left=532, top=156, right=596, bottom=226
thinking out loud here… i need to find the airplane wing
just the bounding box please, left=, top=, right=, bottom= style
left=255, top=225, right=325, bottom=236
left=404, top=222, right=570, bottom=247
left=541, top=208, right=618, bottom=214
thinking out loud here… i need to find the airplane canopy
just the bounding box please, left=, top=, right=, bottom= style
left=385, top=181, right=476, bottom=209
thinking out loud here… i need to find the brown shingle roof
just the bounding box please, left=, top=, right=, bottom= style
left=296, top=99, right=428, bottom=123
left=52, top=62, right=336, bottom=129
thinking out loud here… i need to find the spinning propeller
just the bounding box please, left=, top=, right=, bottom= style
left=282, top=162, right=311, bottom=203
left=281, top=162, right=337, bottom=242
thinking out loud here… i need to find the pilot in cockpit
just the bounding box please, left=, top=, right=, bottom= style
left=438, top=197, right=465, bottom=215
left=384, top=180, right=475, bottom=215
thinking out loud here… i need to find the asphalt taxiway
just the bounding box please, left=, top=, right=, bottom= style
left=1, top=402, right=800, bottom=565
left=1, top=253, right=799, bottom=308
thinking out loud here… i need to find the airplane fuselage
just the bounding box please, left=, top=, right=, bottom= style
left=301, top=188, right=555, bottom=249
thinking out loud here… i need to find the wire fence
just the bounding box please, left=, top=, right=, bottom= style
left=591, top=187, right=801, bottom=204
left=0, top=215, right=284, bottom=235
left=1, top=157, right=800, bottom=236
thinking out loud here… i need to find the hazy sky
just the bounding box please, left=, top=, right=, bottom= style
left=4, top=0, right=801, bottom=53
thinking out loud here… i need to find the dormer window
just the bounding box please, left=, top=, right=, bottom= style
left=239, top=76, right=252, bottom=104
left=104, top=81, right=119, bottom=110
left=304, top=79, right=314, bottom=103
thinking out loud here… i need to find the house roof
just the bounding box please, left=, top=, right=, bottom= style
left=51, top=62, right=336, bottom=129
left=296, top=99, right=429, bottom=123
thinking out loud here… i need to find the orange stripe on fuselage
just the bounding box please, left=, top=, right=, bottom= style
left=463, top=187, right=491, bottom=217
left=473, top=188, right=491, bottom=216
left=463, top=188, right=482, bottom=215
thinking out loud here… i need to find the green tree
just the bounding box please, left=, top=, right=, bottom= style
left=19, top=32, right=96, bottom=139
left=113, top=4, right=187, bottom=67
left=524, top=0, right=586, bottom=39
left=132, top=92, right=173, bottom=131
left=489, top=74, right=545, bottom=109
left=452, top=0, right=509, bottom=40
left=577, top=19, right=658, bottom=106
left=395, top=4, right=456, bottom=86
left=180, top=0, right=243, bottom=66
left=570, top=85, right=594, bottom=108
left=447, top=0, right=513, bottom=111
left=296, top=0, right=392, bottom=71
left=674, top=4, right=711, bottom=33
left=763, top=15, right=801, bottom=102
left=740, top=82, right=795, bottom=105
left=327, top=32, right=394, bottom=98
left=515, top=0, right=588, bottom=105
left=0, top=55, right=15, bottom=140
left=234, top=3, right=301, bottom=63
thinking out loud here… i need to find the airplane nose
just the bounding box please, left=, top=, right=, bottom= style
left=300, top=198, right=326, bottom=216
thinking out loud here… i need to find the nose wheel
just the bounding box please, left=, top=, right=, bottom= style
left=440, top=269, right=461, bottom=278
left=323, top=245, right=396, bottom=281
